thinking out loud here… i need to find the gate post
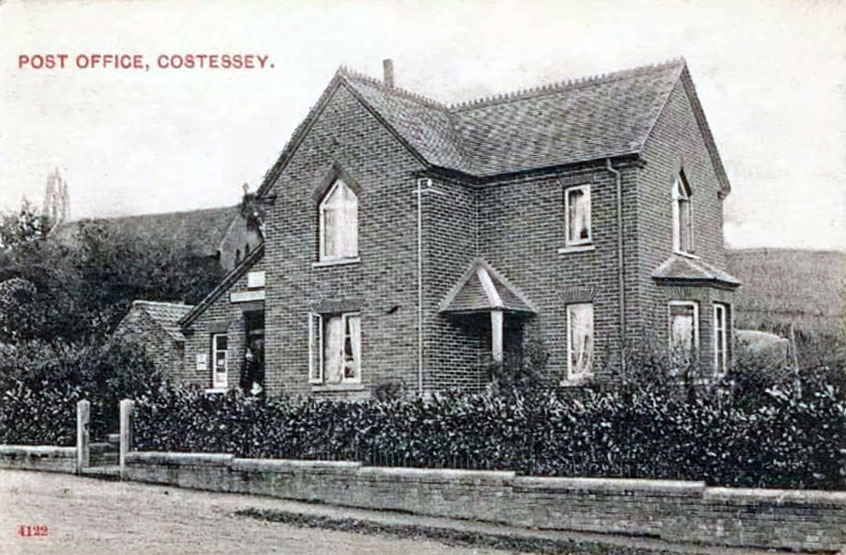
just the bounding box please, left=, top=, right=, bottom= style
left=119, top=399, right=134, bottom=479
left=75, top=400, right=90, bottom=474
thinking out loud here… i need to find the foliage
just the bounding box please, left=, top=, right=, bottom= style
left=133, top=356, right=846, bottom=490
left=0, top=339, right=164, bottom=440
left=0, top=381, right=82, bottom=446
left=0, top=216, right=225, bottom=343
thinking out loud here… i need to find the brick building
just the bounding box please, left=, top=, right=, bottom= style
left=113, top=300, right=193, bottom=380
left=176, top=57, right=740, bottom=398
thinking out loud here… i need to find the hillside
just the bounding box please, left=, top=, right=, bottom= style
left=726, top=248, right=846, bottom=336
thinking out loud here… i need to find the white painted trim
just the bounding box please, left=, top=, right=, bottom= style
left=311, top=383, right=366, bottom=393
left=247, top=271, right=266, bottom=289
left=477, top=267, right=503, bottom=308
left=557, top=245, right=596, bottom=255
left=211, top=333, right=228, bottom=390
left=312, top=257, right=360, bottom=268
left=672, top=250, right=701, bottom=260
left=713, top=303, right=728, bottom=378
left=491, top=310, right=504, bottom=363
left=203, top=388, right=228, bottom=394
left=230, top=290, right=266, bottom=303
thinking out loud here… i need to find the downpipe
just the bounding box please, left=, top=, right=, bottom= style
left=607, top=158, right=627, bottom=378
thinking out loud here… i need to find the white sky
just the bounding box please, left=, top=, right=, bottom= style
left=1, top=0, right=844, bottom=250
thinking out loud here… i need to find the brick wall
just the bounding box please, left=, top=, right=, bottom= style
left=260, top=84, right=425, bottom=397
left=113, top=308, right=183, bottom=381
left=474, top=165, right=641, bottom=385
left=183, top=256, right=266, bottom=391
left=124, top=452, right=846, bottom=552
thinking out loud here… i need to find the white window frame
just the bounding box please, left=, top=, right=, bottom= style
left=564, top=184, right=592, bottom=247
left=713, top=303, right=728, bottom=377
left=565, top=302, right=594, bottom=382
left=672, top=176, right=694, bottom=255
left=668, top=301, right=699, bottom=353
left=211, top=333, right=228, bottom=389
left=309, top=311, right=361, bottom=385
left=318, top=179, right=358, bottom=262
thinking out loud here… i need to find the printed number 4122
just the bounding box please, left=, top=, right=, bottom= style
left=18, top=525, right=48, bottom=537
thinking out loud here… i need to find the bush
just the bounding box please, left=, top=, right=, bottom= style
left=0, top=382, right=83, bottom=446
left=133, top=373, right=846, bottom=490
left=0, top=339, right=164, bottom=442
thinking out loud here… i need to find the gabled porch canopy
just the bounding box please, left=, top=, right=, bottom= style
left=439, top=259, right=537, bottom=362
left=652, top=254, right=741, bottom=290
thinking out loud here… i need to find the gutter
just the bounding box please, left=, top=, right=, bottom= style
left=606, top=159, right=626, bottom=378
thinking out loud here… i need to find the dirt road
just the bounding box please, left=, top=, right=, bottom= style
left=0, top=469, right=515, bottom=554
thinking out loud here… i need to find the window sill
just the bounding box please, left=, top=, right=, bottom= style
left=560, top=376, right=593, bottom=387
left=204, top=388, right=228, bottom=394
left=558, top=244, right=595, bottom=255
left=311, top=383, right=365, bottom=392
left=673, top=250, right=700, bottom=260
left=312, top=257, right=361, bottom=268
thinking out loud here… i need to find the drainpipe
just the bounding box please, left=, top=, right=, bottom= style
left=414, top=177, right=442, bottom=396
left=415, top=178, right=428, bottom=396
left=606, top=158, right=626, bottom=378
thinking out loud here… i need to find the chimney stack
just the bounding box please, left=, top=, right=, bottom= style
left=383, top=59, right=394, bottom=88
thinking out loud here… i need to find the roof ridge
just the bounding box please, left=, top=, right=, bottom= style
left=133, top=300, right=193, bottom=308
left=449, top=57, right=686, bottom=112
left=338, top=65, right=448, bottom=110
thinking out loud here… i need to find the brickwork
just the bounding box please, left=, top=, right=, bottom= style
left=123, top=452, right=846, bottom=552
left=113, top=307, right=184, bottom=381
left=260, top=84, right=424, bottom=397
left=475, top=165, right=641, bottom=385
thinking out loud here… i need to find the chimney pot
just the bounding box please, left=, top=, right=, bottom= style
left=383, top=59, right=394, bottom=88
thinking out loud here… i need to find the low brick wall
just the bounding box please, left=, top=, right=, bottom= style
left=0, top=445, right=76, bottom=473
left=125, top=452, right=846, bottom=552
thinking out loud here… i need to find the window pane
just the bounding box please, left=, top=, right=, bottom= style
left=321, top=180, right=358, bottom=259
left=567, top=188, right=590, bottom=243
left=323, top=315, right=344, bottom=383
left=679, top=199, right=691, bottom=252
left=568, top=303, right=593, bottom=379
left=670, top=304, right=696, bottom=351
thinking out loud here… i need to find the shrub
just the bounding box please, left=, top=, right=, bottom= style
left=133, top=373, right=846, bottom=490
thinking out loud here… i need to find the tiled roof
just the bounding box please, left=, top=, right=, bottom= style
left=440, top=259, right=537, bottom=314
left=133, top=300, right=194, bottom=341
left=652, top=255, right=741, bottom=288
left=341, top=59, right=685, bottom=177
left=256, top=57, right=731, bottom=197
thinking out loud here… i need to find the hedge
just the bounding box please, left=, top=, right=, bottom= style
left=133, top=377, right=846, bottom=490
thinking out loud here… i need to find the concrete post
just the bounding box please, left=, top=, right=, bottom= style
left=119, top=399, right=134, bottom=479
left=75, top=400, right=90, bottom=474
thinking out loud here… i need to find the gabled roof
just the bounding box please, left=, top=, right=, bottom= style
left=440, top=258, right=537, bottom=314
left=256, top=57, right=730, bottom=195
left=130, top=300, right=194, bottom=341
left=652, top=255, right=741, bottom=289
left=180, top=242, right=265, bottom=328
